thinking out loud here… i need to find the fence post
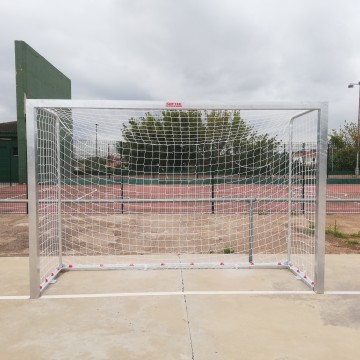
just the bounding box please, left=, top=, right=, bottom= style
left=9, top=148, right=12, bottom=186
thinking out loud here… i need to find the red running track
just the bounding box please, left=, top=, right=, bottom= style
left=1, top=183, right=360, bottom=213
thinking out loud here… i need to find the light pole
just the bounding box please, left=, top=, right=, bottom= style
left=348, top=82, right=360, bottom=176
left=95, top=123, right=99, bottom=158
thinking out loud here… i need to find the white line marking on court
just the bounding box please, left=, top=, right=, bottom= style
left=0, top=296, right=29, bottom=300
left=325, top=291, right=360, bottom=295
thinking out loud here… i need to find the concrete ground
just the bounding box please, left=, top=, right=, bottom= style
left=0, top=255, right=360, bottom=359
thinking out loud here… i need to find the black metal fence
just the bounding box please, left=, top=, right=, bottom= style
left=1, top=142, right=360, bottom=214
left=0, top=183, right=28, bottom=214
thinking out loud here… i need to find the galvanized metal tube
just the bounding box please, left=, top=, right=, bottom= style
left=314, top=104, right=328, bottom=294
left=37, top=197, right=318, bottom=204
left=56, top=118, right=63, bottom=267
left=248, top=199, right=254, bottom=263
left=287, top=110, right=315, bottom=266
left=26, top=103, right=41, bottom=299
left=4, top=198, right=360, bottom=203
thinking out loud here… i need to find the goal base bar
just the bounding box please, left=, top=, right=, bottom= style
left=39, top=261, right=315, bottom=294
left=63, top=262, right=289, bottom=270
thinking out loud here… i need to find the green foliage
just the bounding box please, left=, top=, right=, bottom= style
left=326, top=221, right=360, bottom=245
left=329, top=121, right=358, bottom=148
left=326, top=221, right=348, bottom=239
left=346, top=239, right=359, bottom=245
left=325, top=228, right=348, bottom=239
left=120, top=110, right=280, bottom=175
left=328, top=121, right=358, bottom=172
left=76, top=156, right=107, bottom=174
left=302, top=221, right=315, bottom=236
left=350, top=231, right=360, bottom=238
left=223, top=247, right=235, bottom=254
left=75, top=156, right=123, bottom=175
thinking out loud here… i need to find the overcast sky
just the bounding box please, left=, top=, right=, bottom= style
left=0, top=0, right=360, bottom=131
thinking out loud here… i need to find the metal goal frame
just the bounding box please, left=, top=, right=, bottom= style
left=26, top=100, right=328, bottom=298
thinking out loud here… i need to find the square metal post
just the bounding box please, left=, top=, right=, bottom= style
left=314, top=103, right=328, bottom=294
left=56, top=118, right=63, bottom=267
left=26, top=103, right=41, bottom=299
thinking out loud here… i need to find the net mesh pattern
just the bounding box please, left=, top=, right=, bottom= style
left=33, top=106, right=320, bottom=289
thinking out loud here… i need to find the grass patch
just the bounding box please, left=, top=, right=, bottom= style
left=346, top=239, right=360, bottom=245
left=303, top=228, right=315, bottom=236
left=325, top=220, right=360, bottom=246
left=223, top=247, right=235, bottom=254
left=325, top=228, right=348, bottom=239
left=301, top=220, right=315, bottom=236
left=326, top=220, right=348, bottom=239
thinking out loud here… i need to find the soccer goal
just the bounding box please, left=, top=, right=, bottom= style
left=26, top=100, right=328, bottom=298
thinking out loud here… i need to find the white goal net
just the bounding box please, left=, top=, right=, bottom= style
left=27, top=101, right=328, bottom=297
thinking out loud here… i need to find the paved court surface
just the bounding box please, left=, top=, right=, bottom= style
left=0, top=255, right=360, bottom=359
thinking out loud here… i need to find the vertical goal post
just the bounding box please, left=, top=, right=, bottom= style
left=26, top=100, right=328, bottom=298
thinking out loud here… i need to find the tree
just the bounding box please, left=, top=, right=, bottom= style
left=328, top=121, right=358, bottom=173
left=119, top=110, right=280, bottom=176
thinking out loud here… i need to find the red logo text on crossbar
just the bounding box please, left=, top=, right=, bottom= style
left=166, top=102, right=183, bottom=108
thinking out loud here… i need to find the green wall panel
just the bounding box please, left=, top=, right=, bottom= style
left=0, top=140, right=18, bottom=183
left=15, top=41, right=71, bottom=183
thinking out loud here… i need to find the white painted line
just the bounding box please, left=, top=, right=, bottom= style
left=0, top=295, right=29, bottom=300
left=325, top=291, right=360, bottom=295
left=42, top=292, right=179, bottom=299
left=184, top=291, right=314, bottom=296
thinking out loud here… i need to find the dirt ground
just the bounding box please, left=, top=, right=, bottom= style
left=0, top=215, right=28, bottom=256
left=325, top=213, right=360, bottom=253
left=0, top=213, right=359, bottom=256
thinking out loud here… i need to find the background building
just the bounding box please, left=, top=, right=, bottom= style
left=0, top=121, right=18, bottom=183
